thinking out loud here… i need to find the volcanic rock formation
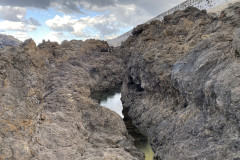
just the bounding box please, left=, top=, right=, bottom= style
left=0, top=39, right=143, bottom=159
left=1, top=2, right=240, bottom=160
left=120, top=3, right=240, bottom=160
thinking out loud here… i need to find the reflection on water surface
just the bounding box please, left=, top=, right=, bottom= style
left=100, top=93, right=123, bottom=117
left=94, top=90, right=155, bottom=160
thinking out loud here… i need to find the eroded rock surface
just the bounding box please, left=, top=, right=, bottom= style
left=120, top=3, right=240, bottom=160
left=2, top=2, right=240, bottom=160
left=0, top=39, right=143, bottom=159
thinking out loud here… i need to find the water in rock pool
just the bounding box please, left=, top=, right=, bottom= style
left=135, top=138, right=155, bottom=160
left=98, top=91, right=155, bottom=160
left=100, top=93, right=123, bottom=117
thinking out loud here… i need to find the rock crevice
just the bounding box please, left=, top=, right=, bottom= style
left=0, top=39, right=143, bottom=160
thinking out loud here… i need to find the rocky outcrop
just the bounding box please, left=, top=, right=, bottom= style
left=120, top=3, right=240, bottom=160
left=0, top=34, right=21, bottom=46
left=0, top=39, right=143, bottom=159
left=2, top=2, right=240, bottom=160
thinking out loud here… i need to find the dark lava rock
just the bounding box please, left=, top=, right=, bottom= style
left=119, top=3, right=240, bottom=160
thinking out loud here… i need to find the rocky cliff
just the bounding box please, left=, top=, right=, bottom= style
left=0, top=39, right=143, bottom=159
left=1, top=2, right=240, bottom=160
left=120, top=3, right=240, bottom=160
left=0, top=34, right=21, bottom=46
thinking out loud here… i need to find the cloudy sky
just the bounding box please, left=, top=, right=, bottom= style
left=0, top=0, right=185, bottom=44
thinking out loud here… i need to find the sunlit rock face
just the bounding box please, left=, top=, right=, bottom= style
left=119, top=3, right=240, bottom=160
left=0, top=39, right=143, bottom=160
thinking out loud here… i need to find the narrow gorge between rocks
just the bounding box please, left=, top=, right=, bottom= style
left=1, top=2, right=240, bottom=160
left=91, top=89, right=155, bottom=160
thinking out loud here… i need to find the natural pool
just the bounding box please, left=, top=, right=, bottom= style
left=135, top=137, right=154, bottom=160
left=94, top=91, right=155, bottom=160
left=100, top=93, right=123, bottom=118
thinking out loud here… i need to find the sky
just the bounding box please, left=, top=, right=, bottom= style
left=0, top=0, right=185, bottom=44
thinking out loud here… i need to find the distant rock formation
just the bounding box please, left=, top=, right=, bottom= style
left=119, top=3, right=240, bottom=159
left=0, top=33, right=21, bottom=46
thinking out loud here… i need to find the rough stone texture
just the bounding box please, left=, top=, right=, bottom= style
left=120, top=3, right=240, bottom=160
left=0, top=39, right=143, bottom=159
left=0, top=34, right=21, bottom=46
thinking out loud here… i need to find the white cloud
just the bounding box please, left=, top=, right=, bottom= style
left=46, top=14, right=121, bottom=39
left=45, top=15, right=76, bottom=31
left=0, top=31, right=29, bottom=41
left=0, top=21, right=26, bottom=31
left=0, top=20, right=37, bottom=32
left=43, top=31, right=66, bottom=43
left=72, top=22, right=86, bottom=37
left=12, top=32, right=29, bottom=41
left=109, top=4, right=152, bottom=26
left=85, top=4, right=152, bottom=27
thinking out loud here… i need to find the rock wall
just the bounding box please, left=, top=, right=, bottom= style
left=107, top=0, right=240, bottom=47
left=2, top=2, right=240, bottom=160
left=0, top=39, right=143, bottom=159
left=120, top=3, right=240, bottom=160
